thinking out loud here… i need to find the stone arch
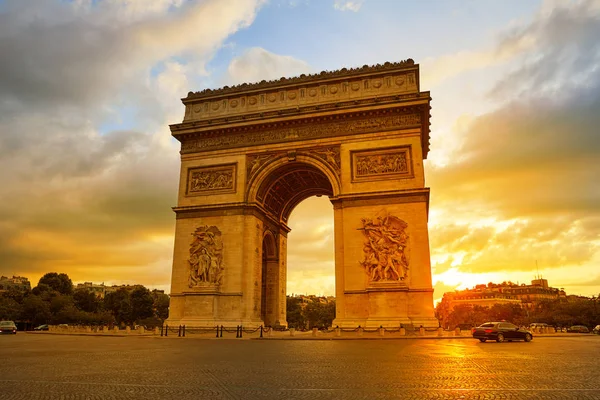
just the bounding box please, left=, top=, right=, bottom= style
left=247, top=153, right=340, bottom=223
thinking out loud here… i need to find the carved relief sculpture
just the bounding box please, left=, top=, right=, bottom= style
left=352, top=147, right=412, bottom=181
left=188, top=226, right=224, bottom=288
left=313, top=147, right=341, bottom=175
left=359, top=211, right=409, bottom=282
left=187, top=164, right=235, bottom=195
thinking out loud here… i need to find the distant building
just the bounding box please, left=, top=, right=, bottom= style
left=75, top=282, right=147, bottom=299
left=437, top=277, right=567, bottom=327
left=0, top=275, right=31, bottom=293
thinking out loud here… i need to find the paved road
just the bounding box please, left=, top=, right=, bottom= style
left=1, top=334, right=599, bottom=399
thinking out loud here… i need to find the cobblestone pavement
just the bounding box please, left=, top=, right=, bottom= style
left=1, top=334, right=599, bottom=399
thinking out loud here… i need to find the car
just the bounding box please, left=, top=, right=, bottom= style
left=472, top=321, right=533, bottom=343
left=0, top=321, right=17, bottom=334
left=34, top=324, right=49, bottom=331
left=529, top=322, right=549, bottom=329
left=567, top=325, right=590, bottom=333
left=593, top=325, right=600, bottom=335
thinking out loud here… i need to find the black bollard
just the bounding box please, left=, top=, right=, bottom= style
left=178, top=325, right=181, bottom=337
left=236, top=325, right=239, bottom=338
left=216, top=325, right=219, bottom=338
left=260, top=325, right=263, bottom=338
left=161, top=325, right=164, bottom=337
left=220, top=325, right=223, bottom=338
left=165, top=324, right=168, bottom=337
left=239, top=325, right=243, bottom=338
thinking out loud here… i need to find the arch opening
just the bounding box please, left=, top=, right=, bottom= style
left=254, top=161, right=335, bottom=223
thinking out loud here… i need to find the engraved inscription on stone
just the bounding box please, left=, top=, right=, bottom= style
left=187, top=164, right=236, bottom=194
left=352, top=147, right=412, bottom=181
left=359, top=211, right=409, bottom=283
left=188, top=226, right=224, bottom=288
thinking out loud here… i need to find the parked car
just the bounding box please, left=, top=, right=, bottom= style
left=567, top=325, right=590, bottom=333
left=529, top=323, right=550, bottom=329
left=34, top=324, right=49, bottom=331
left=472, top=321, right=533, bottom=343
left=0, top=320, right=17, bottom=334
left=593, top=325, right=600, bottom=335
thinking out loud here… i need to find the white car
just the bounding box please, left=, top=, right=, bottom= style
left=593, top=325, right=600, bottom=335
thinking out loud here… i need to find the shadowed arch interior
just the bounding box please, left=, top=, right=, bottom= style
left=256, top=162, right=334, bottom=223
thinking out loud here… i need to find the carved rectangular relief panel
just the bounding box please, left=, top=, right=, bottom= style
left=351, top=146, right=413, bottom=182
left=186, top=163, right=236, bottom=196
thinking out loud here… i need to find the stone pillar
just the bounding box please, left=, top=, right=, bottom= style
left=154, top=327, right=160, bottom=335
left=379, top=327, right=385, bottom=337
left=454, top=327, right=461, bottom=336
left=113, top=326, right=119, bottom=333
left=400, top=327, right=406, bottom=336
left=126, top=326, right=131, bottom=334
left=289, top=328, right=295, bottom=337
left=312, top=328, right=318, bottom=337
left=86, top=326, right=91, bottom=333
left=358, top=326, right=364, bottom=337
left=335, top=327, right=341, bottom=337
left=419, top=326, right=425, bottom=336
left=102, top=326, right=108, bottom=333
left=437, top=327, right=443, bottom=336
left=138, top=326, right=145, bottom=334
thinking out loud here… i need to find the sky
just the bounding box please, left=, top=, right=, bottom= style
left=0, top=0, right=599, bottom=302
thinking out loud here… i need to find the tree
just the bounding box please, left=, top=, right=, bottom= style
left=130, top=287, right=154, bottom=321
left=38, top=273, right=73, bottom=295
left=0, top=296, right=22, bottom=321
left=73, top=289, right=100, bottom=313
left=286, top=297, right=306, bottom=329
left=21, top=295, right=52, bottom=326
left=304, top=300, right=335, bottom=329
left=104, top=288, right=132, bottom=324
left=153, top=293, right=170, bottom=321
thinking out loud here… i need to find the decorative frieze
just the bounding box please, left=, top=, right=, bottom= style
left=182, top=112, right=420, bottom=154
left=352, top=146, right=412, bottom=182
left=188, top=226, right=224, bottom=288
left=359, top=211, right=409, bottom=283
left=187, top=164, right=236, bottom=195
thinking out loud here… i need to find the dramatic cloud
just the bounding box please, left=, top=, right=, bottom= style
left=0, top=0, right=265, bottom=288
left=428, top=0, right=600, bottom=292
left=222, top=47, right=312, bottom=86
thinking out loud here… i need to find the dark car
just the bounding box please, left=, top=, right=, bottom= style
left=34, top=324, right=49, bottom=331
left=0, top=321, right=17, bottom=334
left=567, top=325, right=590, bottom=333
left=472, top=321, right=533, bottom=343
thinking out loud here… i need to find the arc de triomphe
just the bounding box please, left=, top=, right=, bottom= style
left=166, top=59, right=438, bottom=329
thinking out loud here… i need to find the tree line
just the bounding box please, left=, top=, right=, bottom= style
left=0, top=272, right=170, bottom=328
left=436, top=297, right=600, bottom=329
left=286, top=296, right=335, bottom=329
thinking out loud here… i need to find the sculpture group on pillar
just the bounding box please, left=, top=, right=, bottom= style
left=188, top=226, right=224, bottom=288
left=359, top=211, right=409, bottom=282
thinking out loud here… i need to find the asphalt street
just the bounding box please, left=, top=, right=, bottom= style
left=1, top=334, right=599, bottom=399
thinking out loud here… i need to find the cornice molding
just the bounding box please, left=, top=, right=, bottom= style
left=176, top=105, right=430, bottom=156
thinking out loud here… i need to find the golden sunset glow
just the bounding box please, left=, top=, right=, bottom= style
left=1, top=0, right=598, bottom=302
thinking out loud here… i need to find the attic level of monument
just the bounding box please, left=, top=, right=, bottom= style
left=185, top=58, right=418, bottom=99
left=170, top=60, right=431, bottom=158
